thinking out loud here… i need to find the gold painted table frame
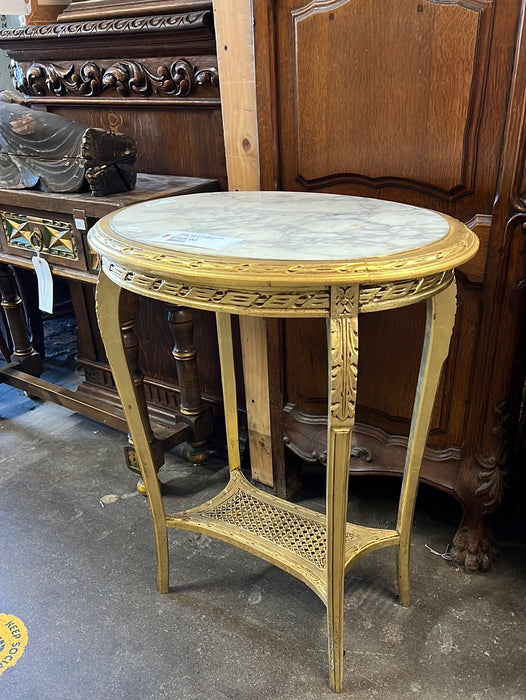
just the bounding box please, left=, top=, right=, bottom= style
left=89, top=196, right=478, bottom=693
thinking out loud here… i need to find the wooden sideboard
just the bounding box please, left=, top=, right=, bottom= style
left=0, top=174, right=221, bottom=471
left=0, top=172, right=218, bottom=413
left=0, top=1, right=228, bottom=425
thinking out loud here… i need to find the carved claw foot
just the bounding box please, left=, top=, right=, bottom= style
left=449, top=523, right=499, bottom=572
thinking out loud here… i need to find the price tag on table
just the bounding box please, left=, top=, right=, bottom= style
left=32, top=252, right=54, bottom=314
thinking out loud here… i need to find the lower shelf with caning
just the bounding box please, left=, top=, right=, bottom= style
left=165, top=469, right=400, bottom=602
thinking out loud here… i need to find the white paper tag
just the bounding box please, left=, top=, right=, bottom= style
left=153, top=231, right=243, bottom=251
left=32, top=254, right=54, bottom=314
left=74, top=217, right=87, bottom=231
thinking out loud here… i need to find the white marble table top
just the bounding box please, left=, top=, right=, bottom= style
left=106, top=191, right=450, bottom=262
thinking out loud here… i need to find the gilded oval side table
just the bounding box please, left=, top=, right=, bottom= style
left=88, top=191, right=478, bottom=693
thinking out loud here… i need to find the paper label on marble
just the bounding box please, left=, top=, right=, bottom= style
left=153, top=231, right=243, bottom=251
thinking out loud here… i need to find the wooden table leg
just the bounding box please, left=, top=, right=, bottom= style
left=0, top=262, right=41, bottom=375
left=0, top=306, right=12, bottom=361
left=396, top=280, right=457, bottom=606
left=95, top=272, right=169, bottom=593
left=168, top=306, right=212, bottom=464
left=326, top=285, right=359, bottom=693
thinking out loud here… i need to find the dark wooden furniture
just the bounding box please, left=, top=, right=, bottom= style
left=248, top=0, right=526, bottom=570
left=0, top=173, right=218, bottom=461
left=0, top=0, right=228, bottom=427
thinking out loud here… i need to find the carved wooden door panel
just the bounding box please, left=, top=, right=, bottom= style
left=258, top=0, right=524, bottom=568
left=277, top=0, right=500, bottom=210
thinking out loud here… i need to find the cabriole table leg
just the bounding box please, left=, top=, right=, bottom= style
left=95, top=271, right=169, bottom=593
left=396, top=280, right=457, bottom=606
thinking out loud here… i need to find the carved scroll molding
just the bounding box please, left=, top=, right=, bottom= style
left=282, top=402, right=462, bottom=467
left=0, top=11, right=211, bottom=40
left=13, top=58, right=218, bottom=98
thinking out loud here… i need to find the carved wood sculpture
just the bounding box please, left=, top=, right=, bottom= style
left=0, top=92, right=137, bottom=196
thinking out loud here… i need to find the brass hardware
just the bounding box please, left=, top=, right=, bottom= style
left=30, top=228, right=44, bottom=253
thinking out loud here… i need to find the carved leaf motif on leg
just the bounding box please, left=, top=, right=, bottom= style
left=330, top=286, right=359, bottom=423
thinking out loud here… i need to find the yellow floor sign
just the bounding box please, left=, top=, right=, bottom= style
left=0, top=614, right=28, bottom=675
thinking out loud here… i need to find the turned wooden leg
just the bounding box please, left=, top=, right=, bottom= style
left=14, top=267, right=45, bottom=358
left=96, top=272, right=169, bottom=593
left=0, top=263, right=42, bottom=375
left=167, top=306, right=212, bottom=464
left=0, top=306, right=12, bottom=361
left=326, top=286, right=359, bottom=693
left=396, top=280, right=457, bottom=606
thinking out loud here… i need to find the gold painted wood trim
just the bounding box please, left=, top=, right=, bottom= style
left=396, top=280, right=458, bottom=607
left=90, top=211, right=478, bottom=289
left=95, top=272, right=170, bottom=593
left=97, top=258, right=455, bottom=317
left=165, top=468, right=399, bottom=603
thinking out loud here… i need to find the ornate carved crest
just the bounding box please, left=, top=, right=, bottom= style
left=14, top=59, right=218, bottom=98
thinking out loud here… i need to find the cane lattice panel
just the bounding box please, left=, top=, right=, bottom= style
left=200, top=487, right=330, bottom=568
left=166, top=471, right=400, bottom=600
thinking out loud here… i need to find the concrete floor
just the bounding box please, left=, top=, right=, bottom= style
left=1, top=352, right=525, bottom=699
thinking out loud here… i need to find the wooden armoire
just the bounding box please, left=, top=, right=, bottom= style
left=239, top=0, right=526, bottom=571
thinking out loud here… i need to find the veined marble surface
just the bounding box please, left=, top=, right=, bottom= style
left=108, top=191, right=450, bottom=261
